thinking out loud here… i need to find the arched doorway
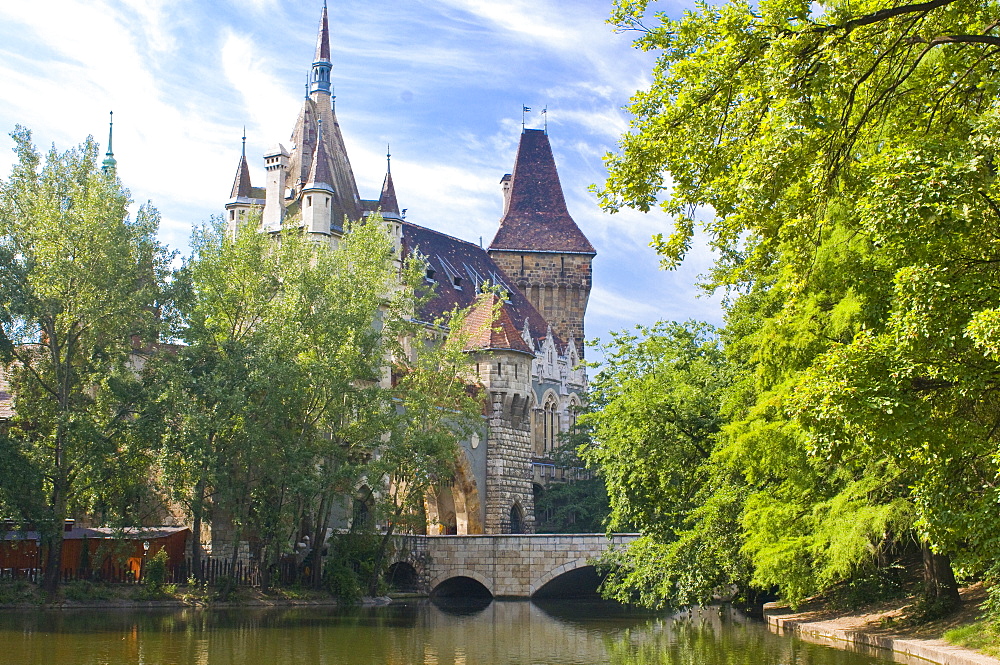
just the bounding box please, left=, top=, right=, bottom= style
left=509, top=502, right=525, bottom=534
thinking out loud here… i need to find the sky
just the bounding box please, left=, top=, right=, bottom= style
left=0, top=0, right=723, bottom=356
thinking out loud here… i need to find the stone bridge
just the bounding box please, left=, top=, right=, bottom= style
left=389, top=534, right=638, bottom=598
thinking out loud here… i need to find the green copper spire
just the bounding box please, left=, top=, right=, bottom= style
left=101, top=111, right=117, bottom=174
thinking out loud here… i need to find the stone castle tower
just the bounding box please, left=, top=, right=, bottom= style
left=220, top=4, right=595, bottom=537
left=489, top=129, right=596, bottom=358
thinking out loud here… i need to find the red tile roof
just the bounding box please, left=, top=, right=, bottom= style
left=460, top=293, right=533, bottom=355
left=489, top=129, right=595, bottom=255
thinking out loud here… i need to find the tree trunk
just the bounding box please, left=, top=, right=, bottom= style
left=40, top=484, right=67, bottom=596
left=191, top=477, right=205, bottom=584
left=921, top=542, right=960, bottom=609
left=369, top=520, right=396, bottom=597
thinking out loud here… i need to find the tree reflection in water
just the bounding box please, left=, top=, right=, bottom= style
left=0, top=602, right=897, bottom=664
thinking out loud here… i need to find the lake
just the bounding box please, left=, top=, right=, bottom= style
left=0, top=599, right=903, bottom=664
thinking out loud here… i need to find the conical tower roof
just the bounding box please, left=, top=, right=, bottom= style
left=305, top=118, right=334, bottom=190
left=379, top=171, right=400, bottom=215
left=285, top=4, right=362, bottom=224
left=230, top=134, right=253, bottom=198
left=489, top=129, right=595, bottom=255
left=461, top=292, right=534, bottom=355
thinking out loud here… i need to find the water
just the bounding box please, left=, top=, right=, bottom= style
left=0, top=600, right=902, bottom=664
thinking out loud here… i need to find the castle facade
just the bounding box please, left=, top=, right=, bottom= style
left=224, top=4, right=595, bottom=536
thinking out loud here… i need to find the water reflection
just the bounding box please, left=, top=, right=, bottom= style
left=0, top=601, right=898, bottom=665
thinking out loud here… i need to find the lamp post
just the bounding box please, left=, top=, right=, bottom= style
left=141, top=540, right=150, bottom=583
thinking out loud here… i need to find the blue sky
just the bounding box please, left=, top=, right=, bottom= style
left=0, top=0, right=722, bottom=354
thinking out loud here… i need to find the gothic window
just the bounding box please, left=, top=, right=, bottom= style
left=543, top=394, right=558, bottom=453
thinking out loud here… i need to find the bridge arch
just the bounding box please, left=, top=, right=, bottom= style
left=429, top=569, right=493, bottom=597
left=529, top=557, right=596, bottom=597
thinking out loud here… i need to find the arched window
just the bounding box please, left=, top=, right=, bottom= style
left=543, top=395, right=558, bottom=453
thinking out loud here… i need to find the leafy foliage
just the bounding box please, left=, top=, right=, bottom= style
left=592, top=0, right=1000, bottom=610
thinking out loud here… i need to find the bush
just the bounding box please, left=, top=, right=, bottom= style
left=62, top=580, right=114, bottom=601
left=144, top=549, right=169, bottom=591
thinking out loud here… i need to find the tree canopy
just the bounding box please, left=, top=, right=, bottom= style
left=589, top=0, right=1000, bottom=611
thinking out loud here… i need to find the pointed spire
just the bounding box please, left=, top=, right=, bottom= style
left=488, top=129, right=595, bottom=255
left=386, top=143, right=391, bottom=174
left=305, top=117, right=334, bottom=189
left=230, top=131, right=253, bottom=199
left=102, top=111, right=117, bottom=174
left=310, top=1, right=332, bottom=96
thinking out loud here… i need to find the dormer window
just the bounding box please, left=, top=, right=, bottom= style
left=453, top=275, right=462, bottom=288
left=426, top=268, right=436, bottom=281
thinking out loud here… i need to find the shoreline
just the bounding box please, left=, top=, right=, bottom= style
left=764, top=602, right=1000, bottom=665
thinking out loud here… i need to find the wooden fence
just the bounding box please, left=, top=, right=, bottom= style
left=0, top=556, right=301, bottom=587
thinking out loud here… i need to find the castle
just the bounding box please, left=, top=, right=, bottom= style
left=224, top=5, right=595, bottom=536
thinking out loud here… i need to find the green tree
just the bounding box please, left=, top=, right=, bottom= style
left=582, top=321, right=744, bottom=609
left=0, top=127, right=170, bottom=594
left=158, top=213, right=404, bottom=593
left=597, top=0, right=1000, bottom=609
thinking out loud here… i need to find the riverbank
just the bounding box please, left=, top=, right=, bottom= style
left=0, top=580, right=398, bottom=609
left=764, top=585, right=999, bottom=665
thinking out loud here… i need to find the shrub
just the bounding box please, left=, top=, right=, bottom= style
left=144, top=549, right=169, bottom=591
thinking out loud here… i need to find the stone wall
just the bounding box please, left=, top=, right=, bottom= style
left=489, top=251, right=593, bottom=357
left=396, top=533, right=638, bottom=598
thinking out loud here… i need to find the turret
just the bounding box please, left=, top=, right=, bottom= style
left=310, top=1, right=333, bottom=98
left=461, top=293, right=536, bottom=534
left=262, top=144, right=290, bottom=229
left=378, top=146, right=403, bottom=256
left=301, top=119, right=335, bottom=237
left=225, top=131, right=260, bottom=234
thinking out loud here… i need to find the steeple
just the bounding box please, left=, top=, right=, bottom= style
left=379, top=145, right=400, bottom=216
left=310, top=1, right=332, bottom=97
left=487, top=128, right=595, bottom=358
left=101, top=111, right=117, bottom=174
left=229, top=129, right=253, bottom=199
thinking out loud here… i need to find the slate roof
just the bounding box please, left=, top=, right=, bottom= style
left=229, top=154, right=253, bottom=199
left=489, top=129, right=595, bottom=255
left=379, top=171, right=400, bottom=215
left=314, top=2, right=331, bottom=62
left=402, top=221, right=561, bottom=350
left=305, top=119, right=335, bottom=190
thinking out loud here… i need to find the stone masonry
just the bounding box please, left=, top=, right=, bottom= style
left=392, top=533, right=638, bottom=598
left=489, top=251, right=593, bottom=358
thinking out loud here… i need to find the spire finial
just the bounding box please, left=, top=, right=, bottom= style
left=102, top=110, right=117, bottom=174
left=543, top=106, right=548, bottom=134
left=386, top=143, right=391, bottom=174
left=309, top=1, right=332, bottom=96
left=241, top=126, right=246, bottom=157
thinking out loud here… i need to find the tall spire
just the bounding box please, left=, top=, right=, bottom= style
left=379, top=146, right=400, bottom=216
left=102, top=111, right=117, bottom=174
left=310, top=1, right=332, bottom=96
left=230, top=131, right=253, bottom=199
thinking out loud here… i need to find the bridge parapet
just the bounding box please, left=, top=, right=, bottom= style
left=389, top=533, right=638, bottom=598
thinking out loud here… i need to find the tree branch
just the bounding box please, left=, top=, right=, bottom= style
left=811, top=0, right=958, bottom=35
